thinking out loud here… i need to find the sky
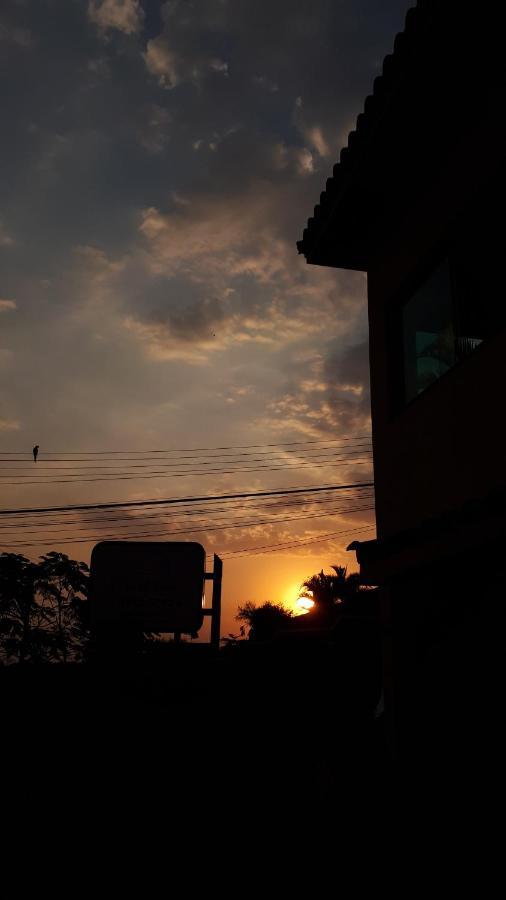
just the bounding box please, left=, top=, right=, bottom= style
left=0, top=0, right=414, bottom=636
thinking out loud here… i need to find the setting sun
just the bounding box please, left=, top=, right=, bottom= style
left=296, top=595, right=315, bottom=614
left=282, top=583, right=315, bottom=615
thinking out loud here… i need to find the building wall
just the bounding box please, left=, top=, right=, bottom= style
left=367, top=139, right=506, bottom=541
left=384, top=548, right=504, bottom=765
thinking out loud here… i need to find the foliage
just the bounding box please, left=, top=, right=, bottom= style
left=300, top=565, right=361, bottom=610
left=0, top=551, right=90, bottom=664
left=235, top=601, right=293, bottom=642
left=36, top=552, right=90, bottom=662
left=0, top=553, right=46, bottom=663
left=233, top=566, right=362, bottom=642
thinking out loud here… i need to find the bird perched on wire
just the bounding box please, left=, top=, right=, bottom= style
left=33, top=444, right=39, bottom=463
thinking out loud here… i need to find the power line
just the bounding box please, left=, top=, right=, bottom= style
left=0, top=450, right=372, bottom=474
left=0, top=435, right=372, bottom=455
left=2, top=505, right=374, bottom=545
left=0, top=460, right=373, bottom=487
left=0, top=488, right=374, bottom=524
left=0, top=444, right=372, bottom=466
left=0, top=482, right=374, bottom=517
left=1, top=506, right=375, bottom=548
left=0, top=493, right=375, bottom=530
left=0, top=448, right=372, bottom=470
left=219, top=525, right=376, bottom=558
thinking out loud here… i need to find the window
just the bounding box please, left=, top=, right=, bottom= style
left=400, top=247, right=505, bottom=404
left=402, top=259, right=456, bottom=402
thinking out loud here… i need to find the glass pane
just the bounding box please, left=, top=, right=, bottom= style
left=403, top=259, right=455, bottom=402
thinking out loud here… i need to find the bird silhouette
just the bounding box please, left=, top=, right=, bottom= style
left=33, top=444, right=39, bottom=463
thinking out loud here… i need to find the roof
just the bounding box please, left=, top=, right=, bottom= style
left=297, top=1, right=504, bottom=270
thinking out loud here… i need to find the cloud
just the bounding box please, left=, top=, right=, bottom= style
left=0, top=299, right=16, bottom=311
left=295, top=147, right=314, bottom=175
left=122, top=316, right=217, bottom=363
left=144, top=36, right=230, bottom=90
left=87, top=0, right=144, bottom=36
left=321, top=340, right=371, bottom=433
left=0, top=0, right=412, bottom=552
left=0, top=417, right=20, bottom=431
left=305, top=126, right=330, bottom=158
left=137, top=195, right=290, bottom=284
left=253, top=338, right=371, bottom=440
left=73, top=244, right=128, bottom=284
left=119, top=209, right=364, bottom=369
left=144, top=36, right=180, bottom=88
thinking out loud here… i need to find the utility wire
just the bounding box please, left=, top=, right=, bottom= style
left=0, top=503, right=373, bottom=539
left=0, top=451, right=372, bottom=472
left=0, top=506, right=374, bottom=536
left=0, top=487, right=374, bottom=524
left=219, top=525, right=375, bottom=558
left=1, top=506, right=375, bottom=548
left=0, top=493, right=375, bottom=531
left=0, top=461, right=372, bottom=488
left=0, top=435, right=372, bottom=455
left=0, top=444, right=372, bottom=466
left=0, top=482, right=374, bottom=517
left=0, top=448, right=372, bottom=470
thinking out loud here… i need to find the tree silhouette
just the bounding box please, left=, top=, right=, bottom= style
left=0, top=553, right=47, bottom=662
left=235, top=601, right=293, bottom=642
left=0, top=551, right=90, bottom=663
left=36, top=553, right=90, bottom=663
left=300, top=566, right=361, bottom=612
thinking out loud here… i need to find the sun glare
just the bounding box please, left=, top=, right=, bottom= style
left=282, top=583, right=316, bottom=615
left=296, top=595, right=315, bottom=614
left=283, top=583, right=315, bottom=615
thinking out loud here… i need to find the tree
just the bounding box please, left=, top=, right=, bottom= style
left=235, top=601, right=293, bottom=642
left=300, top=565, right=361, bottom=612
left=0, top=553, right=46, bottom=663
left=36, top=553, right=90, bottom=662
left=0, top=551, right=90, bottom=663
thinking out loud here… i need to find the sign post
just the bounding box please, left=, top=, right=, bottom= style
left=203, top=554, right=223, bottom=651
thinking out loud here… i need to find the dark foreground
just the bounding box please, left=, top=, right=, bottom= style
left=2, top=636, right=500, bottom=828
left=3, top=641, right=388, bottom=807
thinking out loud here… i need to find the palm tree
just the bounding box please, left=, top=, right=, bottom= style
left=300, top=565, right=360, bottom=612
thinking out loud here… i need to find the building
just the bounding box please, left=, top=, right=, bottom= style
left=297, top=1, right=506, bottom=763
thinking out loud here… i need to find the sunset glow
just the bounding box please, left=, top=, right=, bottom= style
left=283, top=582, right=316, bottom=615
left=296, top=594, right=315, bottom=614
left=283, top=582, right=310, bottom=615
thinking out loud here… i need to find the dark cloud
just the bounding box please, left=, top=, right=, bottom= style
left=327, top=340, right=371, bottom=391
left=322, top=340, right=371, bottom=433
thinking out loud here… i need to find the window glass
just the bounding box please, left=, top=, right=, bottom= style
left=402, top=259, right=455, bottom=402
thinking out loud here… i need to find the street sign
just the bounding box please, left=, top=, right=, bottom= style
left=90, top=541, right=206, bottom=634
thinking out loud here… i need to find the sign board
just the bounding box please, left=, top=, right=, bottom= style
left=90, top=541, right=206, bottom=634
